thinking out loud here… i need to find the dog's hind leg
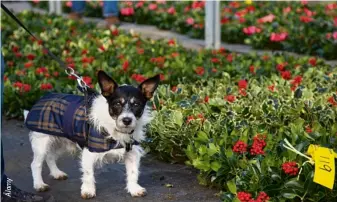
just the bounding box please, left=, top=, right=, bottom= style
left=46, top=152, right=68, bottom=180
left=30, top=132, right=52, bottom=192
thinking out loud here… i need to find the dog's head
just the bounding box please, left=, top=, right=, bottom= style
left=97, top=70, right=160, bottom=134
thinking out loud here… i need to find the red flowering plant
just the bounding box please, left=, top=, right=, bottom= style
left=150, top=62, right=337, bottom=201
left=32, top=0, right=337, bottom=59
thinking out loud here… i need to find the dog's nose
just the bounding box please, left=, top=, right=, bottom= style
left=122, top=117, right=132, bottom=126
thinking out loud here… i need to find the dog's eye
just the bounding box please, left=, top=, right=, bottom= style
left=114, top=102, right=122, bottom=107
left=132, top=103, right=139, bottom=107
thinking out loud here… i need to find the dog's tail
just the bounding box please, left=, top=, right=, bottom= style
left=23, top=110, right=29, bottom=121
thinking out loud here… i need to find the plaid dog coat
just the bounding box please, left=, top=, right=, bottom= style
left=25, top=93, right=138, bottom=153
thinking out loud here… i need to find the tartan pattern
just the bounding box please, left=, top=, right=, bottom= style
left=25, top=93, right=125, bottom=152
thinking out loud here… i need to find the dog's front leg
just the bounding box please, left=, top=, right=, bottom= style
left=80, top=148, right=97, bottom=199
left=125, top=146, right=146, bottom=197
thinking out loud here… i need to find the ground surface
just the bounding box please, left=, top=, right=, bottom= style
left=2, top=119, right=219, bottom=202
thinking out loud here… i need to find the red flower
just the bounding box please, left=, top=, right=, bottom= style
left=35, top=67, right=48, bottom=75
left=221, top=17, right=230, bottom=24
left=283, top=7, right=291, bottom=14
left=99, top=45, right=106, bottom=52
left=131, top=74, right=146, bottom=83
left=326, top=3, right=337, bottom=11
left=276, top=62, right=287, bottom=71
left=309, top=57, right=317, bottom=66
left=191, top=1, right=205, bottom=9
left=211, top=58, right=220, bottom=63
left=229, top=1, right=240, bottom=8
left=53, top=72, right=59, bottom=77
left=226, top=54, right=233, bottom=62
left=257, top=192, right=270, bottom=202
left=270, top=32, right=288, bottom=42
left=197, top=113, right=205, bottom=123
left=204, top=96, right=209, bottom=103
left=12, top=46, right=19, bottom=53
left=148, top=3, right=157, bottom=10
left=184, top=6, right=190, bottom=13
left=268, top=84, right=275, bottom=92
left=249, top=65, right=255, bottom=74
left=122, top=60, right=129, bottom=72
left=291, top=75, right=303, bottom=85
left=186, top=17, right=194, bottom=25
left=15, top=52, right=22, bottom=58
left=334, top=17, right=337, bottom=27
left=4, top=75, right=8, bottom=82
left=257, top=14, right=275, bottom=23
left=211, top=68, right=217, bottom=73
left=7, top=61, right=14, bottom=67
left=120, top=7, right=135, bottom=16
left=159, top=74, right=165, bottom=81
left=111, top=28, right=119, bottom=36
left=301, top=0, right=308, bottom=5
left=26, top=53, right=36, bottom=60
left=305, top=125, right=313, bottom=133
left=250, top=134, right=267, bottom=156
left=13, top=82, right=31, bottom=93
left=238, top=79, right=248, bottom=89
left=233, top=140, right=247, bottom=154
left=186, top=115, right=195, bottom=124
left=81, top=49, right=88, bottom=55
left=171, top=52, right=179, bottom=58
left=81, top=56, right=94, bottom=64
left=282, top=162, right=299, bottom=176
left=168, top=39, right=175, bottom=46
left=167, top=6, right=176, bottom=15
left=333, top=31, right=337, bottom=40
left=136, top=1, right=144, bottom=8
left=66, top=1, right=72, bottom=7
left=239, top=89, right=247, bottom=97
left=237, top=192, right=252, bottom=202
left=281, top=71, right=291, bottom=80
left=243, top=26, right=262, bottom=35
left=82, top=76, right=92, bottom=85
left=262, top=55, right=269, bottom=61
left=225, top=95, right=236, bottom=103
left=66, top=57, right=74, bottom=63
left=137, top=48, right=144, bottom=55
left=195, top=67, right=205, bottom=76
left=328, top=96, right=337, bottom=106
left=300, top=16, right=313, bottom=23
left=40, top=83, right=53, bottom=90
left=24, top=62, right=33, bottom=68
left=171, top=86, right=177, bottom=92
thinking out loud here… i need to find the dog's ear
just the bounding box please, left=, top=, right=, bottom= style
left=97, top=70, right=118, bottom=97
left=138, top=75, right=160, bottom=99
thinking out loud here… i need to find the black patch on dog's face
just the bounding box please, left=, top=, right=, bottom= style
left=97, top=71, right=160, bottom=126
left=106, top=86, right=147, bottom=119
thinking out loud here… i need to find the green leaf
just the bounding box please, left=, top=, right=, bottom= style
left=282, top=193, right=298, bottom=199
left=172, top=111, right=183, bottom=127
left=195, top=131, right=209, bottom=143
left=211, top=161, right=221, bottom=172
left=208, top=143, right=218, bottom=156
left=226, top=179, right=237, bottom=194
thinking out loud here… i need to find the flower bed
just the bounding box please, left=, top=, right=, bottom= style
left=2, top=11, right=337, bottom=201
left=31, top=0, right=337, bottom=60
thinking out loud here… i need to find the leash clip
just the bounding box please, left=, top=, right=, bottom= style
left=65, top=67, right=89, bottom=90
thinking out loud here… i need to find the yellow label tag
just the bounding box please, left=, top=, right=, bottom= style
left=307, top=145, right=335, bottom=189
left=245, top=0, right=252, bottom=5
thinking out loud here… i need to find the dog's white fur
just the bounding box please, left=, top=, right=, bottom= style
left=25, top=94, right=153, bottom=198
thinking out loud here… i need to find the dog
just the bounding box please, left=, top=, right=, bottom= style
left=24, top=70, right=160, bottom=199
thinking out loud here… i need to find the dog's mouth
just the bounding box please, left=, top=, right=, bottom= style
left=115, top=127, right=134, bottom=134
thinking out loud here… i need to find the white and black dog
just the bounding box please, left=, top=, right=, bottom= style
left=24, top=70, right=160, bottom=199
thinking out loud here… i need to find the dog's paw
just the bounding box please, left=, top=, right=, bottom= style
left=128, top=184, right=147, bottom=197
left=81, top=184, right=96, bottom=199
left=51, top=171, right=68, bottom=180
left=81, top=192, right=96, bottom=199
left=34, top=183, right=50, bottom=192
